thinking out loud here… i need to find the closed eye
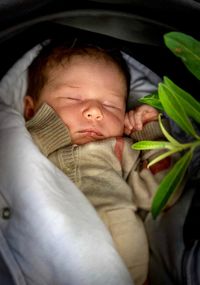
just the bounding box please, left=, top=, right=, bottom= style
left=103, top=103, right=120, bottom=110
left=67, top=96, right=80, bottom=100
left=60, top=97, right=81, bottom=101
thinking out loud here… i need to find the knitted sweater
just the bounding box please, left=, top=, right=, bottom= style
left=26, top=103, right=172, bottom=285
left=26, top=104, right=170, bottom=214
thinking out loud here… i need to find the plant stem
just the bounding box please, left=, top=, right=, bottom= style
left=180, top=140, right=200, bottom=150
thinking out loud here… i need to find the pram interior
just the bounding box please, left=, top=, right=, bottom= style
left=0, top=0, right=199, bottom=97
left=0, top=1, right=200, bottom=285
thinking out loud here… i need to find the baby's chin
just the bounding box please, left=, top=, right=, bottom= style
left=71, top=134, right=105, bottom=145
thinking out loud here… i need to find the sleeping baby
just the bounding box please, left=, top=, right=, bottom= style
left=24, top=39, right=172, bottom=285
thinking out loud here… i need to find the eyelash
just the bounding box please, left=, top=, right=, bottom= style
left=103, top=104, right=118, bottom=110
left=62, top=97, right=119, bottom=110
left=66, top=97, right=81, bottom=101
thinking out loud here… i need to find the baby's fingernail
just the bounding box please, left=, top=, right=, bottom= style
left=136, top=124, right=142, bottom=130
left=125, top=129, right=130, bottom=135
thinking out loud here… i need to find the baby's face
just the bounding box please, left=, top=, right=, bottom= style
left=33, top=55, right=127, bottom=145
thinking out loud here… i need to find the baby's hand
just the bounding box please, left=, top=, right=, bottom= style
left=124, top=104, right=159, bottom=135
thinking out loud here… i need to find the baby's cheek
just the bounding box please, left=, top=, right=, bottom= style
left=119, top=119, right=127, bottom=136
left=59, top=107, right=78, bottom=125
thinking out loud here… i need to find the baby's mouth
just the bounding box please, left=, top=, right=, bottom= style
left=78, top=129, right=104, bottom=138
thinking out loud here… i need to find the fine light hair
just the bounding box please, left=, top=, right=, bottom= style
left=26, top=38, right=130, bottom=101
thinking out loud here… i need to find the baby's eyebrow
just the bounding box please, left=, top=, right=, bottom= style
left=65, top=83, right=81, bottom=89
left=108, top=91, right=127, bottom=101
left=51, top=82, right=81, bottom=90
left=59, top=83, right=81, bottom=89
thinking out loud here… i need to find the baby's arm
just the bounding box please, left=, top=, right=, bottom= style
left=124, top=104, right=159, bottom=135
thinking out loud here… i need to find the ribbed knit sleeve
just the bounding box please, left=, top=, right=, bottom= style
left=26, top=103, right=71, bottom=156
left=130, top=119, right=169, bottom=142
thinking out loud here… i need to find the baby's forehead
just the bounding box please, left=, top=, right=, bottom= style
left=66, top=53, right=125, bottom=73
left=42, top=45, right=129, bottom=97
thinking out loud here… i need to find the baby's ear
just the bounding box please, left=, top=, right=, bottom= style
left=24, top=96, right=35, bottom=120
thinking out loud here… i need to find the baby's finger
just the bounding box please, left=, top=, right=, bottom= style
left=143, top=110, right=159, bottom=123
left=124, top=113, right=133, bottom=132
left=128, top=110, right=142, bottom=132
left=127, top=110, right=137, bottom=129
left=124, top=125, right=131, bottom=135
left=132, top=110, right=143, bottom=130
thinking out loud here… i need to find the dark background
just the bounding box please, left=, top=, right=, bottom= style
left=0, top=0, right=199, bottom=97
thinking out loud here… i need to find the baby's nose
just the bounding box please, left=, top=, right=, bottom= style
left=83, top=103, right=103, bottom=121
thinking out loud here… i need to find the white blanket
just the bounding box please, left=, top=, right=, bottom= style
left=0, top=44, right=160, bottom=285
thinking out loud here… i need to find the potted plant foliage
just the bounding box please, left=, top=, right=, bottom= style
left=132, top=32, right=200, bottom=218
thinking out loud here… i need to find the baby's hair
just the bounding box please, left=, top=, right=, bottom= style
left=26, top=38, right=130, bottom=101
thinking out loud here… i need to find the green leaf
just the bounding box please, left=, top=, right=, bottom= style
left=147, top=148, right=182, bottom=168
left=158, top=114, right=182, bottom=146
left=151, top=149, right=193, bottom=218
left=158, top=83, right=199, bottom=139
left=138, top=92, right=164, bottom=111
left=163, top=77, right=200, bottom=124
left=164, top=32, right=200, bottom=80
left=132, top=141, right=174, bottom=150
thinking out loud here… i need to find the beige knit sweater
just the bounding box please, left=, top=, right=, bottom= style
left=26, top=103, right=171, bottom=285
